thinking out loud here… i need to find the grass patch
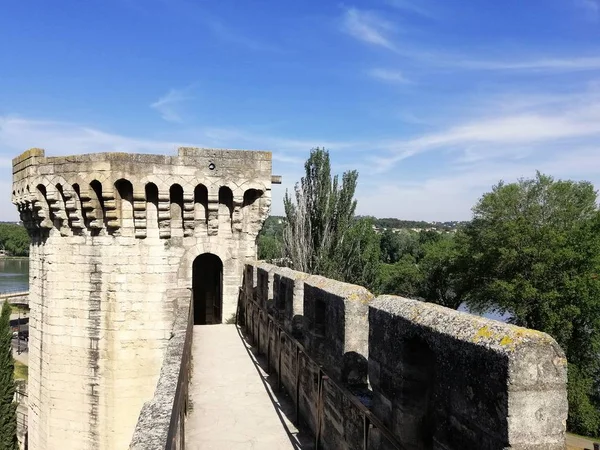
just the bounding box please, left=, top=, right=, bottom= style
left=11, top=305, right=29, bottom=314
left=13, top=360, right=28, bottom=381
left=567, top=431, right=600, bottom=441
left=566, top=432, right=600, bottom=450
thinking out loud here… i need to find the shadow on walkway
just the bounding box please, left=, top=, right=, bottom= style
left=235, top=325, right=315, bottom=450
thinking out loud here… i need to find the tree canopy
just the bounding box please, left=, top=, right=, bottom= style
left=281, top=148, right=381, bottom=291
left=283, top=148, right=356, bottom=274
left=0, top=224, right=29, bottom=257
left=455, top=172, right=600, bottom=436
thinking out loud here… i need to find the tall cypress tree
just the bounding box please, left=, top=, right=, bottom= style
left=0, top=302, right=18, bottom=449
left=283, top=147, right=358, bottom=276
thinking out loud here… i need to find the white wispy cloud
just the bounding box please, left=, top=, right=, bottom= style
left=384, top=0, right=435, bottom=18
left=272, top=153, right=305, bottom=165
left=196, top=126, right=362, bottom=154
left=341, top=8, right=397, bottom=51
left=374, top=97, right=600, bottom=168
left=368, top=68, right=411, bottom=83
left=480, top=90, right=593, bottom=113
left=340, top=8, right=600, bottom=73
left=457, top=56, right=600, bottom=72
left=0, top=117, right=361, bottom=162
left=358, top=146, right=600, bottom=221
left=360, top=82, right=600, bottom=219
left=0, top=116, right=186, bottom=157
left=152, top=0, right=278, bottom=52
left=150, top=86, right=195, bottom=122
left=205, top=19, right=280, bottom=52
left=575, top=0, right=600, bottom=16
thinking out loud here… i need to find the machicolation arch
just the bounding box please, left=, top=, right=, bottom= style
left=15, top=178, right=270, bottom=239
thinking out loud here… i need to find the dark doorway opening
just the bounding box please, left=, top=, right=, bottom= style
left=193, top=253, right=223, bottom=325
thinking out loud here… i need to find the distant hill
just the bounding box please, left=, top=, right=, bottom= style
left=358, top=217, right=469, bottom=232
left=265, top=215, right=468, bottom=232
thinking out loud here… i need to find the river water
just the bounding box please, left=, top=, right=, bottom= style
left=0, top=259, right=29, bottom=293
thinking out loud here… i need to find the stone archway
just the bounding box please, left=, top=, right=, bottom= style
left=192, top=253, right=223, bottom=325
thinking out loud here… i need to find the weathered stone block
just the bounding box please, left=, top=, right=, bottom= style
left=296, top=276, right=373, bottom=388
left=256, top=262, right=277, bottom=309
left=369, top=295, right=568, bottom=450
left=272, top=267, right=309, bottom=338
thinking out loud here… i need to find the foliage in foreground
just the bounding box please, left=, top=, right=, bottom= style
left=0, top=303, right=18, bottom=449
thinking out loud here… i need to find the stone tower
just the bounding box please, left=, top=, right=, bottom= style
left=11, top=147, right=276, bottom=449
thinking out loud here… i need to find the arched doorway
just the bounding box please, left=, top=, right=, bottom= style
left=193, top=253, right=223, bottom=325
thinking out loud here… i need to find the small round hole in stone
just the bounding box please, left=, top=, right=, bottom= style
left=208, top=163, right=216, bottom=170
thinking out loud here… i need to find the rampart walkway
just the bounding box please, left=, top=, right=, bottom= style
left=186, top=325, right=305, bottom=450
left=0, top=290, right=29, bottom=305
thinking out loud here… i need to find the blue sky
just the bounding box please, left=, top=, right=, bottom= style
left=2, top=0, right=600, bottom=221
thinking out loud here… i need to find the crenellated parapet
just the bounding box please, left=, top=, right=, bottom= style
left=242, top=262, right=569, bottom=450
left=12, top=147, right=274, bottom=239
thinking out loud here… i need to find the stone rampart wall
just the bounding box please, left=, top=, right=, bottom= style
left=129, top=296, right=192, bottom=450
left=242, top=262, right=568, bottom=450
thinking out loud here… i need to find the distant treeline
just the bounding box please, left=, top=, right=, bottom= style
left=260, top=216, right=469, bottom=233
left=0, top=223, right=29, bottom=257
left=362, top=217, right=469, bottom=231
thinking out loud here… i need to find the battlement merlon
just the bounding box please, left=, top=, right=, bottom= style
left=13, top=146, right=272, bottom=177
left=12, top=148, right=46, bottom=182
left=13, top=147, right=279, bottom=194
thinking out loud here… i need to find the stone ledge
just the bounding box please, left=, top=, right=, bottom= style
left=372, top=295, right=563, bottom=358
left=128, top=297, right=191, bottom=450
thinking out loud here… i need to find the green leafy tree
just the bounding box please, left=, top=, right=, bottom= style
left=283, top=148, right=358, bottom=277
left=380, top=229, right=419, bottom=264
left=331, top=218, right=381, bottom=291
left=376, top=254, right=423, bottom=298
left=418, top=235, right=461, bottom=309
left=0, top=224, right=30, bottom=257
left=0, top=302, right=18, bottom=449
left=257, top=235, right=283, bottom=261
left=455, top=172, right=600, bottom=436
left=567, top=363, right=600, bottom=435
left=417, top=230, right=442, bottom=247
left=259, top=216, right=285, bottom=239
left=379, top=229, right=400, bottom=264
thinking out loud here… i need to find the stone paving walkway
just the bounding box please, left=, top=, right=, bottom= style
left=186, top=325, right=303, bottom=450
